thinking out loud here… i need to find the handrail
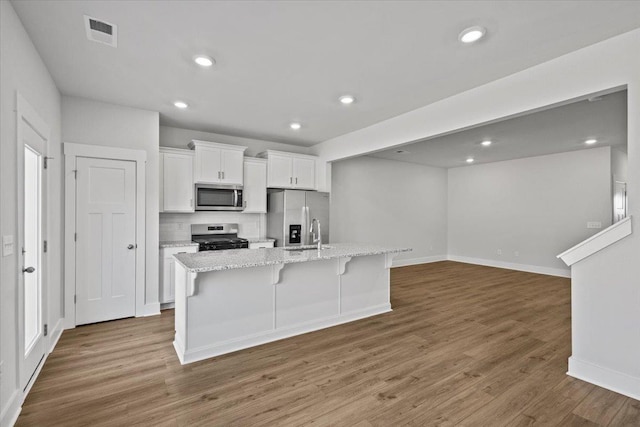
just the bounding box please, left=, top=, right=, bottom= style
left=557, top=216, right=632, bottom=266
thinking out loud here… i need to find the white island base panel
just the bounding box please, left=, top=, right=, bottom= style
left=173, top=254, right=393, bottom=364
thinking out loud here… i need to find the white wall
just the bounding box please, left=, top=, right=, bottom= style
left=331, top=156, right=448, bottom=265
left=61, top=97, right=160, bottom=312
left=448, top=147, right=612, bottom=276
left=611, top=147, right=628, bottom=182
left=0, top=2, right=63, bottom=425
left=160, top=126, right=313, bottom=157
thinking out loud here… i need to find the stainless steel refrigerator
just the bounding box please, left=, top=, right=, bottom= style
left=267, top=190, right=330, bottom=247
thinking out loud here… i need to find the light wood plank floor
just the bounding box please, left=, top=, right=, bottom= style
left=18, top=261, right=640, bottom=426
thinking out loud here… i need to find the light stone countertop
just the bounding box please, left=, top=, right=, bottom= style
left=159, top=240, right=199, bottom=248
left=174, top=243, right=411, bottom=273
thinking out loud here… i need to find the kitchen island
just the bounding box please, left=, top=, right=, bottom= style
left=172, top=243, right=411, bottom=364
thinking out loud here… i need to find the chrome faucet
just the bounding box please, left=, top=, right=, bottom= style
left=310, top=218, right=322, bottom=250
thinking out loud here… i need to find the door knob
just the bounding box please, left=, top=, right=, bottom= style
left=127, top=244, right=136, bottom=250
left=23, top=266, right=35, bottom=273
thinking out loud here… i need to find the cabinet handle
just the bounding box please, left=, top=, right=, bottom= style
left=290, top=177, right=293, bottom=184
left=295, top=177, right=298, bottom=184
left=222, top=171, right=225, bottom=180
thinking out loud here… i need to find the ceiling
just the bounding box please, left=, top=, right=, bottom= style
left=12, top=1, right=640, bottom=147
left=370, top=90, right=627, bottom=168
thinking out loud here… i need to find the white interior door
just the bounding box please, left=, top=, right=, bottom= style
left=75, top=157, right=137, bottom=325
left=18, top=95, right=49, bottom=391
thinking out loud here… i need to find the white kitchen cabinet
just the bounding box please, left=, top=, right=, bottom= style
left=258, top=150, right=318, bottom=190
left=160, top=148, right=195, bottom=213
left=160, top=245, right=198, bottom=304
left=243, top=158, right=267, bottom=213
left=189, top=140, right=247, bottom=185
left=248, top=241, right=274, bottom=249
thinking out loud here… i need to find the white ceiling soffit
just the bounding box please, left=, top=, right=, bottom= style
left=12, top=1, right=640, bottom=147
left=370, top=90, right=627, bottom=168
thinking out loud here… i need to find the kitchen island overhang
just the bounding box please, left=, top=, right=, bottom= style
left=173, top=244, right=411, bottom=364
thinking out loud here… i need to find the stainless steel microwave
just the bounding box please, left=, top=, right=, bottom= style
left=195, top=184, right=244, bottom=211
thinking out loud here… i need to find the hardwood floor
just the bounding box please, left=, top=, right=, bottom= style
left=18, top=261, right=639, bottom=426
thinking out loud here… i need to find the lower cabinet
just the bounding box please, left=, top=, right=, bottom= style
left=248, top=241, right=274, bottom=249
left=160, top=246, right=198, bottom=304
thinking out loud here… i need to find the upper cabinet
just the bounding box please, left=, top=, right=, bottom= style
left=258, top=150, right=318, bottom=190
left=243, top=158, right=267, bottom=213
left=188, top=140, right=247, bottom=185
left=159, top=147, right=195, bottom=213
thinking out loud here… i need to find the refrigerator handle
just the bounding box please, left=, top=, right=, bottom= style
left=303, top=206, right=310, bottom=245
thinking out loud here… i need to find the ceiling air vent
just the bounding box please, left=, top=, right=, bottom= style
left=84, top=15, right=117, bottom=47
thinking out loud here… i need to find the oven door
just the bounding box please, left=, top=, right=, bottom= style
left=195, top=185, right=244, bottom=211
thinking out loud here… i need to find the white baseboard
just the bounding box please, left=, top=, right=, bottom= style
left=0, top=389, right=21, bottom=427
left=141, top=302, right=161, bottom=317
left=48, top=318, right=64, bottom=353
left=447, top=255, right=571, bottom=278
left=176, top=304, right=392, bottom=365
left=392, top=255, right=447, bottom=267
left=568, top=356, right=640, bottom=401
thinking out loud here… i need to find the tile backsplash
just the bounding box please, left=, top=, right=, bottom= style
left=160, top=212, right=266, bottom=241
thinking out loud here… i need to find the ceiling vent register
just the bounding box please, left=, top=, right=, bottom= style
left=84, top=15, right=117, bottom=47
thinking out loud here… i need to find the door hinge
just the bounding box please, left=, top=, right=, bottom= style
left=44, top=240, right=47, bottom=253
left=44, top=156, right=54, bottom=169
left=74, top=295, right=77, bottom=304
left=44, top=324, right=48, bottom=336
left=73, top=169, right=77, bottom=179
left=74, top=233, right=77, bottom=242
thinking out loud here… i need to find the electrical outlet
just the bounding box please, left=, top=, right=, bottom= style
left=497, top=249, right=502, bottom=255
left=177, top=222, right=184, bottom=230
left=514, top=251, right=519, bottom=257
left=587, top=221, right=602, bottom=229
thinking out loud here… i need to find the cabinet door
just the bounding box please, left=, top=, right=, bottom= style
left=268, top=154, right=293, bottom=188
left=195, top=146, right=221, bottom=183
left=293, top=157, right=316, bottom=189
left=243, top=160, right=267, bottom=213
left=163, top=153, right=194, bottom=212
left=220, top=149, right=244, bottom=185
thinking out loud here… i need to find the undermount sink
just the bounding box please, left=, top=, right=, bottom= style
left=283, top=245, right=332, bottom=251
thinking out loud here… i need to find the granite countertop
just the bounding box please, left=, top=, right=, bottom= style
left=174, top=243, right=411, bottom=273
left=159, top=240, right=199, bottom=248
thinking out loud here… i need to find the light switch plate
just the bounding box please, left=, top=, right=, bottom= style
left=2, top=235, right=14, bottom=256
left=587, top=221, right=602, bottom=229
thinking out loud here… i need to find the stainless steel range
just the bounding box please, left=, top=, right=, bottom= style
left=191, top=223, right=249, bottom=251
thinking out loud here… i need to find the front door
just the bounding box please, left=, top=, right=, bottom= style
left=18, top=95, right=48, bottom=391
left=75, top=157, right=137, bottom=325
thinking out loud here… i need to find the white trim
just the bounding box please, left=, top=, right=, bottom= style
left=557, top=216, right=632, bottom=266
left=176, top=304, right=391, bottom=365
left=142, top=303, right=161, bottom=317
left=0, top=389, right=21, bottom=427
left=188, top=139, right=247, bottom=153
left=447, top=255, right=571, bottom=278
left=392, top=255, right=447, bottom=267
left=568, top=356, right=640, bottom=401
left=161, top=302, right=175, bottom=310
left=63, top=142, right=147, bottom=329
left=48, top=318, right=64, bottom=354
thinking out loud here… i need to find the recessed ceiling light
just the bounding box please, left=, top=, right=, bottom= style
left=585, top=138, right=597, bottom=145
left=290, top=122, right=302, bottom=130
left=481, top=140, right=492, bottom=147
left=466, top=157, right=475, bottom=163
left=459, top=26, right=486, bottom=44
left=588, top=96, right=603, bottom=102
left=174, top=101, right=188, bottom=109
left=194, top=55, right=214, bottom=67
left=395, top=150, right=409, bottom=154
left=339, top=95, right=355, bottom=105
